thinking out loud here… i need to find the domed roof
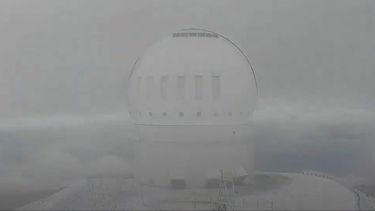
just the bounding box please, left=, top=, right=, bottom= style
left=127, top=29, right=257, bottom=125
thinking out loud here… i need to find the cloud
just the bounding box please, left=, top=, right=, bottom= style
left=0, top=113, right=130, bottom=132
left=253, top=98, right=375, bottom=180
left=0, top=0, right=374, bottom=193
left=0, top=98, right=374, bottom=193
left=0, top=0, right=374, bottom=118
left=0, top=114, right=135, bottom=192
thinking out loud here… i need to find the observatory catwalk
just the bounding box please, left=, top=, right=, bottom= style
left=19, top=30, right=374, bottom=210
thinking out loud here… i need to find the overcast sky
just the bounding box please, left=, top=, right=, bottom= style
left=0, top=0, right=374, bottom=120
left=0, top=0, right=374, bottom=195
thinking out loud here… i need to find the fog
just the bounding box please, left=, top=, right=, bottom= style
left=0, top=0, right=374, bottom=208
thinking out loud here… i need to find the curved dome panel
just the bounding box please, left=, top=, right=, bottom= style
left=127, top=29, right=257, bottom=125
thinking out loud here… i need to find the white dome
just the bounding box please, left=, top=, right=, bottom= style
left=127, top=29, right=257, bottom=125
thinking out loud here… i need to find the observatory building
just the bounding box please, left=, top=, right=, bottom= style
left=21, top=30, right=365, bottom=210
left=127, top=29, right=257, bottom=188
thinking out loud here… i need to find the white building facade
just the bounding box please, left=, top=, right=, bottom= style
left=127, top=29, right=257, bottom=188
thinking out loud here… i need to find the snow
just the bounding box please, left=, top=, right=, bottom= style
left=235, top=173, right=357, bottom=210
left=19, top=172, right=361, bottom=210
left=19, top=175, right=146, bottom=210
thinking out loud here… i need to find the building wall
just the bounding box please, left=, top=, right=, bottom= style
left=133, top=124, right=254, bottom=187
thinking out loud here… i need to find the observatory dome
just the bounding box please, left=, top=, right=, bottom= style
left=127, top=29, right=257, bottom=125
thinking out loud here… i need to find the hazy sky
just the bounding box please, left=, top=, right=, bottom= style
left=0, top=0, right=374, bottom=119
left=0, top=0, right=374, bottom=195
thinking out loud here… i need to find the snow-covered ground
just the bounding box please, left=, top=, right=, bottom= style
left=19, top=172, right=362, bottom=210
left=235, top=173, right=357, bottom=210
left=19, top=175, right=146, bottom=210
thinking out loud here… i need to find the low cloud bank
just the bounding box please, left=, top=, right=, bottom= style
left=0, top=114, right=135, bottom=192
left=0, top=99, right=374, bottom=193
left=254, top=98, right=375, bottom=181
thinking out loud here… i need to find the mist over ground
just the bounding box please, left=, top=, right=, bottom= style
left=0, top=99, right=373, bottom=194
left=0, top=0, right=374, bottom=208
